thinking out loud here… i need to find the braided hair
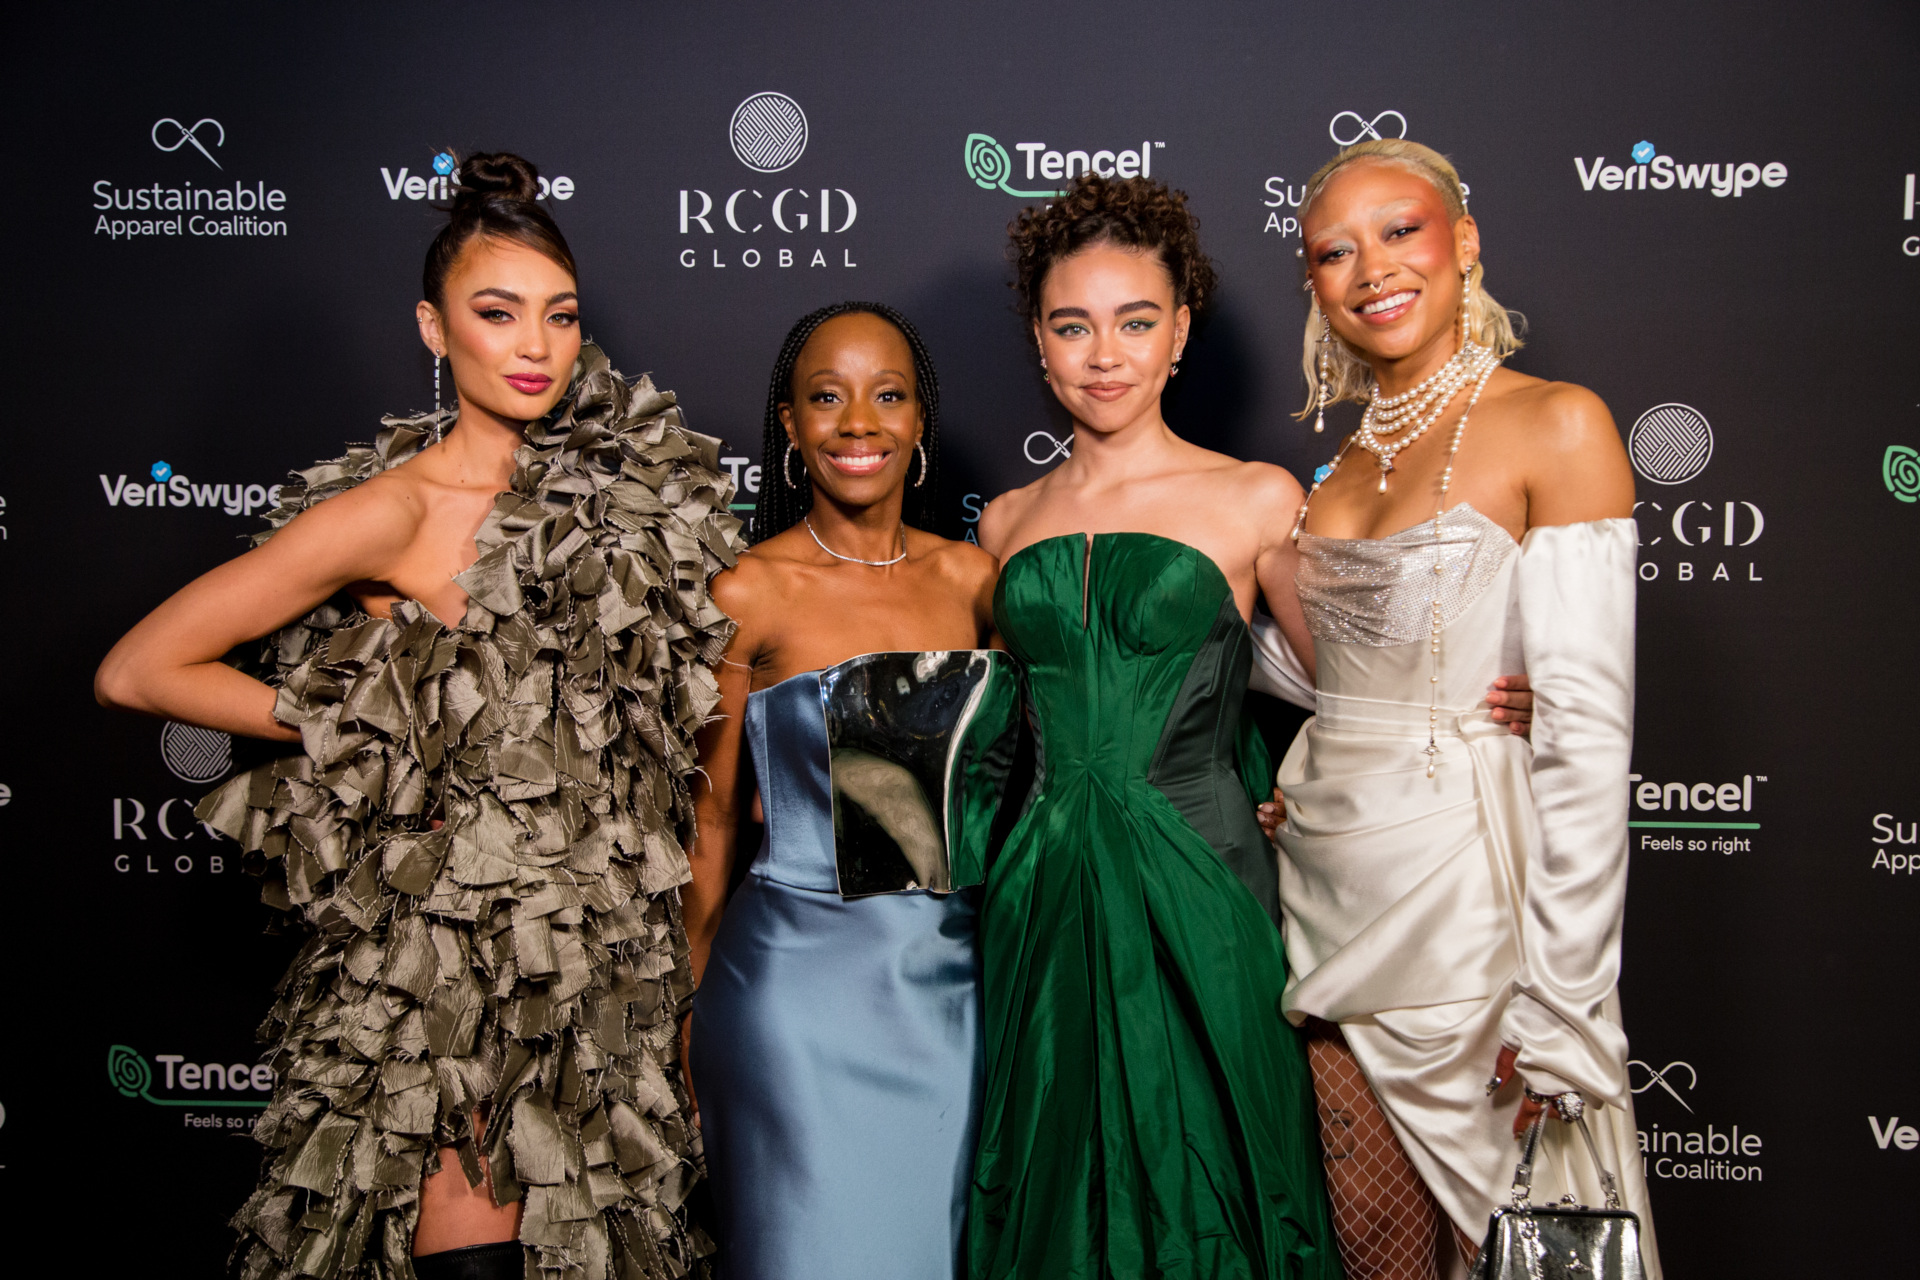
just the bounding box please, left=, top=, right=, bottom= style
left=752, top=301, right=943, bottom=545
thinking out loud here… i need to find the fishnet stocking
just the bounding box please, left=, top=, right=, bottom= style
left=1305, top=1018, right=1478, bottom=1279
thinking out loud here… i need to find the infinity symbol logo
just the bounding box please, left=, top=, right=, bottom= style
left=1024, top=430, right=1072, bottom=466
left=152, top=117, right=225, bottom=168
left=1627, top=1059, right=1697, bottom=1113
left=1329, top=110, right=1408, bottom=147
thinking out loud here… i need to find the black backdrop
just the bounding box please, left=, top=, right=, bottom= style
left=5, top=2, right=1917, bottom=1272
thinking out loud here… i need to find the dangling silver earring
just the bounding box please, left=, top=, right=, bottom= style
left=1170, top=355, right=1182, bottom=378
left=1312, top=310, right=1331, bottom=434
left=913, top=441, right=928, bottom=488
left=784, top=443, right=802, bottom=488
left=432, top=354, right=448, bottom=442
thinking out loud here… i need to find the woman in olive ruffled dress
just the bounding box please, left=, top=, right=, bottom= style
left=96, top=154, right=740, bottom=1280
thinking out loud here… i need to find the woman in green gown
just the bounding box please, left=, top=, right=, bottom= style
left=971, top=175, right=1340, bottom=1279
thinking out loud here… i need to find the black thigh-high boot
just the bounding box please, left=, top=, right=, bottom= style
left=411, top=1242, right=523, bottom=1280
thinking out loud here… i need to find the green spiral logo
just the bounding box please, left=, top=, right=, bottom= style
left=964, top=134, right=1010, bottom=190
left=108, top=1044, right=152, bottom=1098
left=1884, top=445, right=1920, bottom=503
left=963, top=133, right=1064, bottom=199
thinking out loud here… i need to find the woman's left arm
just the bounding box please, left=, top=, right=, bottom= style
left=1498, top=386, right=1640, bottom=1123
left=1250, top=465, right=1317, bottom=689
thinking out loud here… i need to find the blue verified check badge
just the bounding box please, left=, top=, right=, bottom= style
left=1314, top=465, right=1334, bottom=484
left=1631, top=140, right=1656, bottom=164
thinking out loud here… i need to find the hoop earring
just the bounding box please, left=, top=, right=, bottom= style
left=913, top=441, right=928, bottom=488
left=1312, top=310, right=1331, bottom=434
left=784, top=442, right=803, bottom=488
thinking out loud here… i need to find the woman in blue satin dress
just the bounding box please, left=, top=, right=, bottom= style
left=683, top=302, right=1002, bottom=1280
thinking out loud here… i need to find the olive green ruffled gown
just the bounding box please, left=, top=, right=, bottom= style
left=969, top=534, right=1338, bottom=1280
left=199, top=346, right=742, bottom=1280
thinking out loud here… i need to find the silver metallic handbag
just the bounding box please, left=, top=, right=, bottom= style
left=1468, top=1095, right=1648, bottom=1280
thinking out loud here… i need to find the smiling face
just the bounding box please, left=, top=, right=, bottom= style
left=1033, top=241, right=1190, bottom=435
left=779, top=311, right=924, bottom=513
left=1302, top=159, right=1478, bottom=377
left=416, top=235, right=581, bottom=425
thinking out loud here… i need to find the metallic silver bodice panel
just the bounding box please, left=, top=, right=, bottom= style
left=1296, top=503, right=1516, bottom=647
left=819, top=649, right=1022, bottom=897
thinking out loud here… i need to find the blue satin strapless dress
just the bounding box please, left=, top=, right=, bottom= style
left=692, top=671, right=983, bottom=1280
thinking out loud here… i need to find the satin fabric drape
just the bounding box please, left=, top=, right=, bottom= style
left=1270, top=511, right=1659, bottom=1279
left=694, top=673, right=982, bottom=1280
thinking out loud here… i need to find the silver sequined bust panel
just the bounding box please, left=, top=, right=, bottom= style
left=1296, top=503, right=1516, bottom=647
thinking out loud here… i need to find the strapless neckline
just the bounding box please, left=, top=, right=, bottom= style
left=1001, top=531, right=1233, bottom=597
left=1296, top=501, right=1517, bottom=550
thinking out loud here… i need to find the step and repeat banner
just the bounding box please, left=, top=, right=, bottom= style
left=3, top=2, right=1915, bottom=1272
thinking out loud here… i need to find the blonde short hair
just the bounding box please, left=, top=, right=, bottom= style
left=1295, top=139, right=1524, bottom=418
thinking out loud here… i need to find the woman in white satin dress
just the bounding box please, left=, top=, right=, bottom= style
left=1252, top=139, right=1661, bottom=1280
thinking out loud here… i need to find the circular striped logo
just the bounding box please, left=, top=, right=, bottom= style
left=1629, top=403, right=1713, bottom=485
left=730, top=92, right=808, bottom=173
left=160, top=721, right=233, bottom=783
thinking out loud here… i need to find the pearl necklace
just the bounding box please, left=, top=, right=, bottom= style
left=804, top=518, right=907, bottom=567
left=1293, top=353, right=1502, bottom=776
left=1354, top=342, right=1500, bottom=492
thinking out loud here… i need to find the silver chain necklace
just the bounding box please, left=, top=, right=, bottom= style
left=804, top=518, right=908, bottom=567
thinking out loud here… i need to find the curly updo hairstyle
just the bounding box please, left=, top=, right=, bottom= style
left=422, top=151, right=577, bottom=307
left=1008, top=174, right=1218, bottom=322
left=752, top=302, right=943, bottom=545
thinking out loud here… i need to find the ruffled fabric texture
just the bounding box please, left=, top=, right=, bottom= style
left=199, top=345, right=741, bottom=1280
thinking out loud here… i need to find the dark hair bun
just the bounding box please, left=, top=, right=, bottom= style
left=421, top=150, right=577, bottom=306
left=1009, top=174, right=1217, bottom=320
left=453, top=151, right=542, bottom=209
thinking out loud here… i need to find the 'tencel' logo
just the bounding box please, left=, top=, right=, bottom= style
left=1629, top=403, right=1714, bottom=485
left=1329, top=110, right=1407, bottom=147
left=1024, top=430, right=1072, bottom=465
left=1884, top=446, right=1920, bottom=503
left=1629, top=1059, right=1698, bottom=1113
left=964, top=134, right=1066, bottom=199
left=730, top=93, right=808, bottom=173
left=161, top=722, right=232, bottom=784
left=152, top=117, right=224, bottom=169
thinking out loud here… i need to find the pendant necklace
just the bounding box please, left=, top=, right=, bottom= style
left=804, top=518, right=908, bottom=567
left=1353, top=341, right=1499, bottom=492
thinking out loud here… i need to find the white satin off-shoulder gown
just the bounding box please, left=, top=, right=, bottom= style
left=1253, top=506, right=1661, bottom=1280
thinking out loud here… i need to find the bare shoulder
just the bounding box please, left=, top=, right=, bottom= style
left=1492, top=374, right=1622, bottom=459
left=913, top=529, right=999, bottom=590
left=273, top=467, right=424, bottom=560
left=976, top=476, right=1046, bottom=555
left=1493, top=376, right=1633, bottom=525
left=1227, top=457, right=1307, bottom=506
left=711, top=541, right=789, bottom=617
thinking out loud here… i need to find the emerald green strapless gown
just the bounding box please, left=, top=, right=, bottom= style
left=970, top=533, right=1338, bottom=1280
